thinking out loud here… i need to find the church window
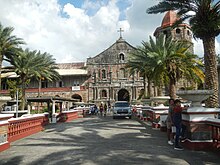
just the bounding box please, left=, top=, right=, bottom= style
left=59, top=81, right=63, bottom=87
left=187, top=30, right=191, bottom=36
left=101, top=90, right=107, bottom=98
left=98, top=70, right=101, bottom=78
left=176, top=28, right=181, bottom=34
left=163, top=30, right=167, bottom=35
left=163, top=30, right=168, bottom=38
left=41, top=81, right=48, bottom=88
left=73, top=80, right=79, bottom=86
left=102, top=69, right=106, bottom=79
left=1, top=81, right=8, bottom=90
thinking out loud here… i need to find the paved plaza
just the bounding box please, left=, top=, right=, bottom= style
left=0, top=116, right=219, bottom=165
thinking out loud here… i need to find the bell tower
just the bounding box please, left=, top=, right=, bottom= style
left=154, top=11, right=193, bottom=53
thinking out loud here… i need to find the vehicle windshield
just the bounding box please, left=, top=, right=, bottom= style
left=114, top=102, right=129, bottom=107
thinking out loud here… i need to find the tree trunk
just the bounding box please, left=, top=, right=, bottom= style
left=0, top=54, right=3, bottom=92
left=143, top=74, right=147, bottom=97
left=21, top=78, right=26, bottom=111
left=38, top=79, right=41, bottom=97
left=37, top=79, right=41, bottom=113
left=169, top=78, right=176, bottom=99
left=157, top=85, right=163, bottom=96
left=203, top=37, right=219, bottom=107
left=147, top=76, right=152, bottom=97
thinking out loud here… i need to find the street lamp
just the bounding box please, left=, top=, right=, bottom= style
left=16, top=88, right=19, bottom=118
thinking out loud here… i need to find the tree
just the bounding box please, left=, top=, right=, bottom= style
left=147, top=0, right=220, bottom=107
left=11, top=49, right=60, bottom=110
left=34, top=51, right=60, bottom=97
left=148, top=35, right=204, bottom=98
left=0, top=23, right=25, bottom=89
left=127, top=46, right=155, bottom=99
left=128, top=34, right=204, bottom=99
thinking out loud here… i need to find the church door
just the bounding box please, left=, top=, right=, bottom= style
left=118, top=89, right=129, bottom=102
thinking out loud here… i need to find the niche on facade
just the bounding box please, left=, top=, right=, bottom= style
left=72, top=94, right=82, bottom=102
left=119, top=68, right=126, bottom=79
left=101, top=69, right=106, bottom=79
left=118, top=88, right=129, bottom=102
left=119, top=53, right=125, bottom=63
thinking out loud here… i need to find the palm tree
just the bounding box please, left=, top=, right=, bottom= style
left=147, top=0, right=220, bottom=107
left=35, top=51, right=60, bottom=98
left=152, top=35, right=203, bottom=98
left=128, top=34, right=204, bottom=99
left=0, top=23, right=25, bottom=89
left=127, top=46, right=155, bottom=98
left=10, top=49, right=60, bottom=110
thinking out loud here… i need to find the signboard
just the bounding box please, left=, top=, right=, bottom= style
left=72, top=86, right=80, bottom=91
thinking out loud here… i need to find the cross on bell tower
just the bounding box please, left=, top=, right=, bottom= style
left=117, top=28, right=124, bottom=39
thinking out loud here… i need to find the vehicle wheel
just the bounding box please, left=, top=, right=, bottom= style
left=129, top=116, right=132, bottom=119
left=113, top=116, right=116, bottom=119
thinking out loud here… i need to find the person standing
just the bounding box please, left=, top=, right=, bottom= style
left=104, top=103, right=107, bottom=117
left=94, top=104, right=98, bottom=115
left=99, top=103, right=104, bottom=116
left=166, top=99, right=174, bottom=145
left=173, top=99, right=188, bottom=150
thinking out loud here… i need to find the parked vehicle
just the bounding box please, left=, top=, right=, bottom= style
left=112, top=101, right=132, bottom=119
left=1, top=100, right=27, bottom=117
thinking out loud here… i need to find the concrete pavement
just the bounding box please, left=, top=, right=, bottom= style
left=0, top=115, right=219, bottom=165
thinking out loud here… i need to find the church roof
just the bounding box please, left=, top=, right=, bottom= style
left=154, top=10, right=190, bottom=36
left=161, top=10, right=178, bottom=28
left=87, top=36, right=136, bottom=64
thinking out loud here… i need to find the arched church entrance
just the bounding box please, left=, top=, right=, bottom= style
left=72, top=94, right=82, bottom=102
left=118, top=89, right=129, bottom=102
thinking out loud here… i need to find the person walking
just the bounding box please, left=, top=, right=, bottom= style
left=166, top=98, right=175, bottom=145
left=104, top=103, right=107, bottom=117
left=172, top=99, right=188, bottom=150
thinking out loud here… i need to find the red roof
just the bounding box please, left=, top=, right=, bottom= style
left=161, top=10, right=178, bottom=28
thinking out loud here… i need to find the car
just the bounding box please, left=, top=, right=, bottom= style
left=112, top=101, right=132, bottom=119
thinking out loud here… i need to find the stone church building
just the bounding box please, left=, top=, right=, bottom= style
left=86, top=32, right=143, bottom=105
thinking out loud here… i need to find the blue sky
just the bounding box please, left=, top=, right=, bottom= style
left=58, top=0, right=132, bottom=20
left=0, top=0, right=219, bottom=63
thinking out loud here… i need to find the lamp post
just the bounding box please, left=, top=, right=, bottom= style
left=92, top=71, right=96, bottom=101
left=16, top=88, right=19, bottom=118
left=108, top=69, right=112, bottom=106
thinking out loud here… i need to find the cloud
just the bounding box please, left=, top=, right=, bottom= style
left=124, top=0, right=163, bottom=46
left=0, top=0, right=219, bottom=64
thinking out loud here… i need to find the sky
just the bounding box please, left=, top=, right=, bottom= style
left=0, top=0, right=219, bottom=64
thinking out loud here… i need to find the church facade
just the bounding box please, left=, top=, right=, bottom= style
left=86, top=34, right=143, bottom=105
